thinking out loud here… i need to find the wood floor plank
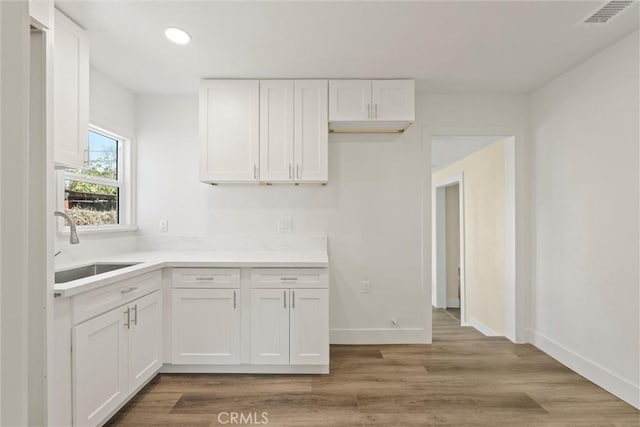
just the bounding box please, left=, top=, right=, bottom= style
left=106, top=308, right=640, bottom=426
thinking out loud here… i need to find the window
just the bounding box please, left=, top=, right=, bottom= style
left=60, top=127, right=133, bottom=230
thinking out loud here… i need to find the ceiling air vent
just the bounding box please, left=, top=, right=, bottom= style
left=580, top=1, right=636, bottom=25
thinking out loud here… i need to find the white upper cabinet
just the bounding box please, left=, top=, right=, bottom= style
left=294, top=80, right=328, bottom=183
left=371, top=80, right=415, bottom=121
left=54, top=8, right=89, bottom=169
left=198, top=79, right=328, bottom=184
left=259, top=80, right=294, bottom=182
left=200, top=80, right=260, bottom=183
left=329, top=79, right=414, bottom=133
left=328, top=80, right=371, bottom=121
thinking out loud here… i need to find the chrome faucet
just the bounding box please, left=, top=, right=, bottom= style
left=54, top=211, right=80, bottom=244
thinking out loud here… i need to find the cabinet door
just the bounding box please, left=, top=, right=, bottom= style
left=54, top=9, right=89, bottom=169
left=260, top=80, right=294, bottom=182
left=172, top=288, right=240, bottom=364
left=371, top=80, right=415, bottom=121
left=128, top=291, right=162, bottom=392
left=329, top=80, right=371, bottom=121
left=294, top=80, right=328, bottom=183
left=199, top=80, right=259, bottom=182
left=72, top=306, right=128, bottom=427
left=251, top=289, right=290, bottom=365
left=290, top=289, right=329, bottom=365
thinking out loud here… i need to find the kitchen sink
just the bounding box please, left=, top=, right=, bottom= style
left=55, top=263, right=140, bottom=284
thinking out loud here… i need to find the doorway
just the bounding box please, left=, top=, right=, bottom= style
left=433, top=174, right=465, bottom=323
left=431, top=136, right=516, bottom=339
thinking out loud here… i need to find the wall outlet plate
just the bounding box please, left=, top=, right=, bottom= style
left=159, top=219, right=168, bottom=233
left=361, top=280, right=371, bottom=294
left=278, top=217, right=293, bottom=233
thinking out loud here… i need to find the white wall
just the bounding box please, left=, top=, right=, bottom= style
left=54, top=66, right=138, bottom=264
left=531, top=30, right=639, bottom=408
left=135, top=91, right=530, bottom=344
left=0, top=1, right=30, bottom=424
left=136, top=94, right=429, bottom=344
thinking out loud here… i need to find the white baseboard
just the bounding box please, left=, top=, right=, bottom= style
left=446, top=298, right=460, bottom=308
left=533, top=330, right=640, bottom=409
left=161, top=364, right=328, bottom=374
left=330, top=328, right=428, bottom=344
left=463, top=316, right=501, bottom=337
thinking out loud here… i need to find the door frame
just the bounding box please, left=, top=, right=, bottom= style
left=433, top=173, right=466, bottom=323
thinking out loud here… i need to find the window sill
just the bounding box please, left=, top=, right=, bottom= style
left=57, top=225, right=139, bottom=236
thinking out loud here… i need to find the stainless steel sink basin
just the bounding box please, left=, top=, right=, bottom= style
left=55, top=263, right=140, bottom=284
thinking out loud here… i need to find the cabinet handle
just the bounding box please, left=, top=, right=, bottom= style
left=121, top=286, right=138, bottom=294
left=283, top=290, right=287, bottom=309
left=281, top=277, right=298, bottom=281
left=374, top=103, right=378, bottom=119
left=253, top=164, right=258, bottom=179
left=132, top=304, right=138, bottom=326
left=124, top=308, right=131, bottom=329
left=233, top=291, right=237, bottom=309
left=195, top=277, right=214, bottom=281
left=367, top=103, right=371, bottom=119
left=292, top=290, right=295, bottom=309
left=289, top=164, right=292, bottom=180
left=83, top=149, right=90, bottom=167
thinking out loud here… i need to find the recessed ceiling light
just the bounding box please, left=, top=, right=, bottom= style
left=165, top=27, right=191, bottom=45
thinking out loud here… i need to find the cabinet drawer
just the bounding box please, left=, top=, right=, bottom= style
left=251, top=268, right=328, bottom=289
left=172, top=268, right=240, bottom=289
left=72, top=271, right=162, bottom=326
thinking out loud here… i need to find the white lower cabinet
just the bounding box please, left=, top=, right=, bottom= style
left=251, top=289, right=290, bottom=364
left=72, top=290, right=162, bottom=427
left=172, top=288, right=241, bottom=364
left=128, top=291, right=163, bottom=391
left=250, top=288, right=329, bottom=366
left=290, top=289, right=329, bottom=365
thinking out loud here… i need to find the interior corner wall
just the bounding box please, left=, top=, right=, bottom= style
left=135, top=91, right=529, bottom=345
left=531, top=30, right=640, bottom=408
left=433, top=140, right=507, bottom=336
left=54, top=66, right=138, bottom=262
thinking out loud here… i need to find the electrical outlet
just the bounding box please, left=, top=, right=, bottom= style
left=361, top=280, right=371, bottom=294
left=159, top=219, right=168, bottom=233
left=278, top=217, right=293, bottom=233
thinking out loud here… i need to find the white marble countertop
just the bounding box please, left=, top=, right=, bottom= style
left=54, top=250, right=329, bottom=298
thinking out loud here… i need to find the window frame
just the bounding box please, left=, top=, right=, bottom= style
left=56, top=124, right=137, bottom=234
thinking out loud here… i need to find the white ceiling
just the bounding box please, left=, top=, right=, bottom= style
left=57, top=1, right=639, bottom=95
left=431, top=136, right=507, bottom=171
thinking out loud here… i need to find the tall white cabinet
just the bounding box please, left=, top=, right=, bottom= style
left=200, top=79, right=328, bottom=184
left=53, top=8, right=89, bottom=169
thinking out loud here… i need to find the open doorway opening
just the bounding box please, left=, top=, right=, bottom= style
left=431, top=136, right=516, bottom=339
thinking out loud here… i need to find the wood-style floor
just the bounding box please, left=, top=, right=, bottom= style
left=107, top=309, right=639, bottom=426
